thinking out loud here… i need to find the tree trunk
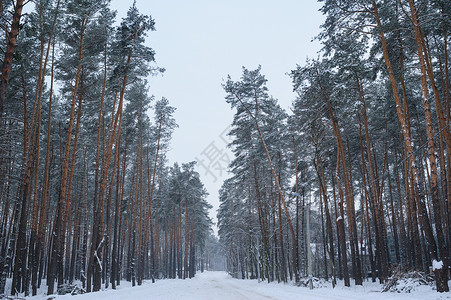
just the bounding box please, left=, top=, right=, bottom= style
left=406, top=0, right=448, bottom=291
left=335, top=150, right=350, bottom=286
left=373, top=2, right=446, bottom=291
left=47, top=18, right=87, bottom=295
left=317, top=70, right=361, bottom=285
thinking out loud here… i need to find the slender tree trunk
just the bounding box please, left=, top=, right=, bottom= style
left=406, top=0, right=448, bottom=291
left=90, top=23, right=143, bottom=292
left=235, top=96, right=297, bottom=280
left=315, top=154, right=336, bottom=286
left=331, top=174, right=342, bottom=281
left=373, top=2, right=446, bottom=291
left=335, top=150, right=350, bottom=286
left=252, top=160, right=270, bottom=282
left=143, top=120, right=163, bottom=283
left=136, top=106, right=144, bottom=286
left=394, top=143, right=408, bottom=268
left=292, top=137, right=300, bottom=283
left=358, top=113, right=376, bottom=281
left=184, top=197, right=189, bottom=279
left=317, top=71, right=361, bottom=285
left=388, top=163, right=400, bottom=264
left=47, top=18, right=87, bottom=295
left=111, top=133, right=123, bottom=289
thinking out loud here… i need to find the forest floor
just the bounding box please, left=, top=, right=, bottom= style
left=23, top=271, right=451, bottom=300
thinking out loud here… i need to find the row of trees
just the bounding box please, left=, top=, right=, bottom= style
left=0, top=0, right=215, bottom=296
left=217, top=0, right=450, bottom=293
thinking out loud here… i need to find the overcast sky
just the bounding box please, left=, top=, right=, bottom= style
left=110, top=0, right=325, bottom=234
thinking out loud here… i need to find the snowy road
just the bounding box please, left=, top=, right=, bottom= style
left=30, top=271, right=450, bottom=300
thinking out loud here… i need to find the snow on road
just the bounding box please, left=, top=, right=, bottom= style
left=29, top=271, right=450, bottom=300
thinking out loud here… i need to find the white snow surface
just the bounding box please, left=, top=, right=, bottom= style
left=433, top=260, right=444, bottom=271
left=26, top=271, right=451, bottom=300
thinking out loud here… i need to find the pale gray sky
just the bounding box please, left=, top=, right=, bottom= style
left=110, top=0, right=325, bottom=233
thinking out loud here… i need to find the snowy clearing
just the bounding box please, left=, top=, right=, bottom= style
left=26, top=271, right=450, bottom=300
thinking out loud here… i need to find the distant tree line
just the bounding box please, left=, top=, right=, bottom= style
left=0, top=0, right=215, bottom=296
left=217, top=0, right=450, bottom=293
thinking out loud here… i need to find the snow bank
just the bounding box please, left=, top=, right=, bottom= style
left=24, top=271, right=451, bottom=300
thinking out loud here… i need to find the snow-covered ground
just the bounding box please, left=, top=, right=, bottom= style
left=26, top=271, right=450, bottom=300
